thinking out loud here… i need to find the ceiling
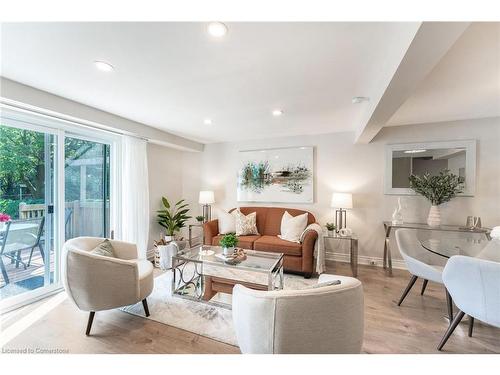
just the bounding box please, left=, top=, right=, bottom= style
left=388, top=22, right=500, bottom=126
left=0, top=22, right=419, bottom=143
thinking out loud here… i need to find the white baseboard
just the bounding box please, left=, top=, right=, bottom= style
left=325, top=252, right=407, bottom=270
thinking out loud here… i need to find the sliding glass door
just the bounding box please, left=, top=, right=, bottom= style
left=64, top=136, right=110, bottom=240
left=0, top=122, right=58, bottom=305
left=0, top=108, right=117, bottom=311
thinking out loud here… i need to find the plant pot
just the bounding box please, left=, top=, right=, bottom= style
left=223, top=246, right=235, bottom=256
left=327, top=230, right=334, bottom=236
left=0, top=222, right=5, bottom=231
left=427, top=205, right=441, bottom=227
left=164, top=235, right=174, bottom=242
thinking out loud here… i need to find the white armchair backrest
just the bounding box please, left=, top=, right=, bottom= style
left=62, top=237, right=140, bottom=311
left=443, top=255, right=500, bottom=328
left=395, top=229, right=446, bottom=283
left=232, top=277, right=364, bottom=354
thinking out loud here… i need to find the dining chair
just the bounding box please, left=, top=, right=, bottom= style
left=395, top=229, right=453, bottom=321
left=0, top=217, right=45, bottom=285
left=438, top=254, right=500, bottom=350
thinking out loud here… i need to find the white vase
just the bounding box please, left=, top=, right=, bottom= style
left=164, top=235, right=174, bottom=242
left=391, top=197, right=404, bottom=225
left=0, top=222, right=5, bottom=231
left=223, top=246, right=235, bottom=256
left=427, top=205, right=441, bottom=227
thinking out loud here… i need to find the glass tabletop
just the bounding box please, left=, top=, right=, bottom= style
left=173, top=245, right=283, bottom=274
left=419, top=237, right=488, bottom=258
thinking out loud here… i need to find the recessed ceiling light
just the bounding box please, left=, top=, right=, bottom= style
left=204, top=118, right=213, bottom=125
left=272, top=109, right=283, bottom=117
left=207, top=22, right=228, bottom=38
left=404, top=149, right=427, bottom=154
left=94, top=61, right=114, bottom=72
left=352, top=96, right=370, bottom=104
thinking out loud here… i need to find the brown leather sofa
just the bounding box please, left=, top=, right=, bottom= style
left=203, top=206, right=318, bottom=278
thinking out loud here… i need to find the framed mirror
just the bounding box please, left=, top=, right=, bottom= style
left=385, top=140, right=476, bottom=196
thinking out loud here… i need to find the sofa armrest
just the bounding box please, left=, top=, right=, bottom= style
left=203, top=219, right=219, bottom=245
left=301, top=228, right=319, bottom=275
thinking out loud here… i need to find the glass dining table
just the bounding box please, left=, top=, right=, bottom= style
left=419, top=237, right=490, bottom=259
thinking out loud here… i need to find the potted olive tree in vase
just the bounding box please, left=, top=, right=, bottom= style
left=409, top=170, right=464, bottom=227
left=157, top=197, right=191, bottom=241
left=220, top=233, right=238, bottom=256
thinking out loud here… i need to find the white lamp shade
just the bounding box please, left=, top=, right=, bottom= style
left=331, top=192, right=353, bottom=209
left=199, top=190, right=215, bottom=204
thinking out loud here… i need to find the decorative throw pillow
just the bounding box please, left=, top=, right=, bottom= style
left=90, top=239, right=116, bottom=258
left=278, top=211, right=308, bottom=243
left=218, top=210, right=237, bottom=234
left=234, top=209, right=259, bottom=236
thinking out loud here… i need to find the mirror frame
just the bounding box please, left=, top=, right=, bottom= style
left=384, top=140, right=476, bottom=196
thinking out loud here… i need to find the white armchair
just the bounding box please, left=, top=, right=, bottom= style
left=438, top=254, right=500, bottom=350
left=62, top=237, right=154, bottom=335
left=232, top=274, right=364, bottom=354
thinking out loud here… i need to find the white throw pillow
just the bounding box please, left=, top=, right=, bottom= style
left=234, top=209, right=259, bottom=236
left=278, top=211, right=308, bottom=243
left=218, top=210, right=237, bottom=234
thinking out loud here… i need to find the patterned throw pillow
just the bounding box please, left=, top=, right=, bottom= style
left=90, top=239, right=116, bottom=258
left=234, top=209, right=259, bottom=236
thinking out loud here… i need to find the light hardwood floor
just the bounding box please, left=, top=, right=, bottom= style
left=2, top=262, right=499, bottom=354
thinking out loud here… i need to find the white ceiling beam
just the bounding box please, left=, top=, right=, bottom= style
left=355, top=22, right=470, bottom=144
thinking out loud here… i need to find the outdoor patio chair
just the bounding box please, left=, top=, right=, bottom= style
left=0, top=217, right=45, bottom=285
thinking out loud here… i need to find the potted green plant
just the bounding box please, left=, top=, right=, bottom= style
left=157, top=197, right=191, bottom=241
left=196, top=215, right=205, bottom=223
left=326, top=222, right=336, bottom=236
left=409, top=170, right=464, bottom=227
left=220, top=233, right=238, bottom=255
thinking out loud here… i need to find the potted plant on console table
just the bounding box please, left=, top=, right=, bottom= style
left=157, top=197, right=191, bottom=241
left=409, top=170, right=464, bottom=227
left=220, top=233, right=239, bottom=256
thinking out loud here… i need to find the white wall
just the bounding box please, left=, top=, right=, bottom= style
left=147, top=143, right=185, bottom=250
left=181, top=117, right=500, bottom=264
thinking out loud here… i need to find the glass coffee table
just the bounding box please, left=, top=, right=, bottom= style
left=171, top=245, right=284, bottom=308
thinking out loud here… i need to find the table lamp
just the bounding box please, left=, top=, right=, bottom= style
left=199, top=190, right=215, bottom=223
left=331, top=192, right=353, bottom=232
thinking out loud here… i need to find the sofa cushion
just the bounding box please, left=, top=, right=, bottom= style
left=234, top=209, right=259, bottom=236
left=231, top=207, right=268, bottom=235
left=263, top=207, right=316, bottom=236
left=212, top=235, right=261, bottom=250
left=254, top=235, right=303, bottom=256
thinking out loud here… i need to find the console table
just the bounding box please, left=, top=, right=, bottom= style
left=382, top=221, right=490, bottom=276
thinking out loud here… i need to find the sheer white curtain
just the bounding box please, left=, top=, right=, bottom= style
left=121, top=136, right=149, bottom=259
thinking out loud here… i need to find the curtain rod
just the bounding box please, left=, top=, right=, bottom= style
left=0, top=99, right=149, bottom=142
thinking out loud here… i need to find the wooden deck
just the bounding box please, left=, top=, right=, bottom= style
left=0, top=248, right=54, bottom=295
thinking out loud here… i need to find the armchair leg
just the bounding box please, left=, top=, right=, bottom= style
left=86, top=311, right=95, bottom=336
left=438, top=310, right=465, bottom=351
left=397, top=275, right=418, bottom=306
left=142, top=299, right=150, bottom=317
left=468, top=316, right=474, bottom=337
left=420, top=279, right=428, bottom=295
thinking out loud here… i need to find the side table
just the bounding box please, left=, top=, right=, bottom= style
left=324, top=234, right=359, bottom=277
left=189, top=223, right=204, bottom=247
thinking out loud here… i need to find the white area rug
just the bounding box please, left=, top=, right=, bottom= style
left=122, top=270, right=317, bottom=346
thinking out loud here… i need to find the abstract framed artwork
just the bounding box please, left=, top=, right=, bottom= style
left=237, top=146, right=314, bottom=203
